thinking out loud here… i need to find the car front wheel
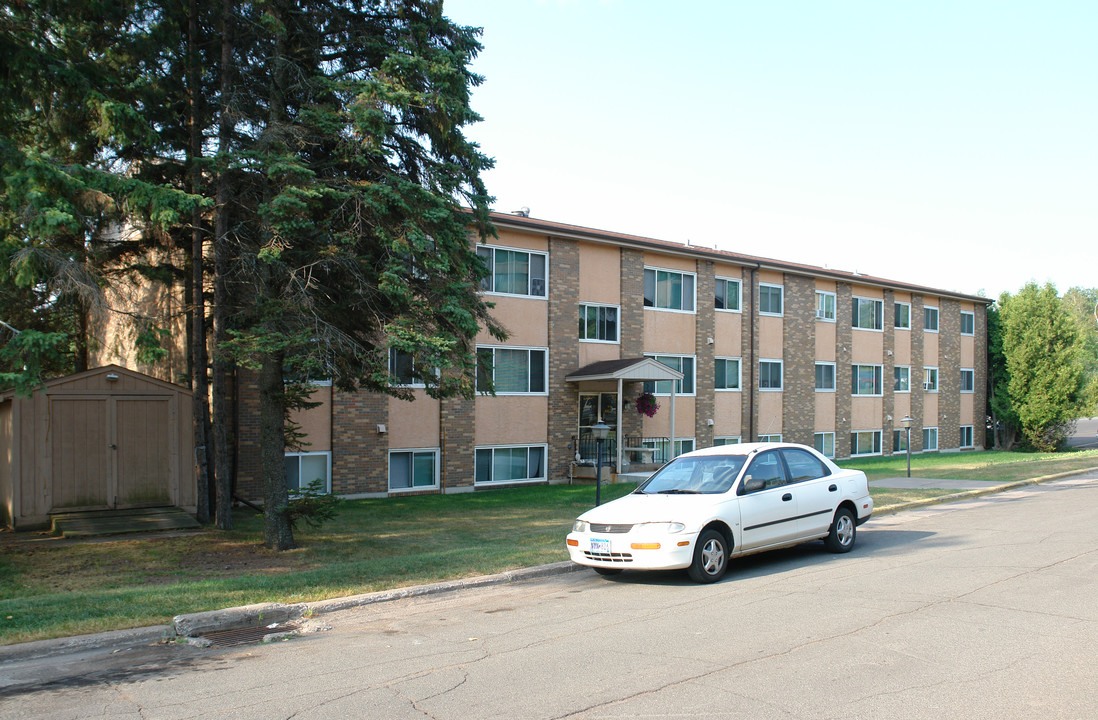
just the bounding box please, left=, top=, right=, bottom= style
left=825, top=507, right=856, bottom=553
left=688, top=529, right=729, bottom=583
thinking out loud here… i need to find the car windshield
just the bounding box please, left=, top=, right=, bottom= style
left=636, top=456, right=746, bottom=495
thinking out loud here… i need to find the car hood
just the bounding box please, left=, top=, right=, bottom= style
left=578, top=492, right=730, bottom=528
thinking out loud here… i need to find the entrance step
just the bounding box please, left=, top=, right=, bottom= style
left=49, top=507, right=200, bottom=538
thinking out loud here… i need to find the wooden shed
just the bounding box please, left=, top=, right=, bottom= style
left=0, top=365, right=194, bottom=530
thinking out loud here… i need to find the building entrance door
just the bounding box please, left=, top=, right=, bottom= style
left=578, top=392, right=618, bottom=463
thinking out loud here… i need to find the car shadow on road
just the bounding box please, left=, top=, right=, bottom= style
left=589, top=528, right=940, bottom=586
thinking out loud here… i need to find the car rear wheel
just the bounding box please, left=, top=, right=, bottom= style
left=825, top=507, right=856, bottom=553
left=688, top=529, right=728, bottom=583
left=593, top=567, right=622, bottom=576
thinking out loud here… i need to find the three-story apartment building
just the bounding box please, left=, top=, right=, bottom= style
left=233, top=211, right=989, bottom=499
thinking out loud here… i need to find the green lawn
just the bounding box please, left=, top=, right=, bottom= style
left=1, top=448, right=1095, bottom=645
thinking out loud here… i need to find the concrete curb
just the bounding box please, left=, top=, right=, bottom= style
left=4, top=467, right=1095, bottom=662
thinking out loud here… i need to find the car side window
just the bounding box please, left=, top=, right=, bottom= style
left=781, top=448, right=831, bottom=483
left=744, top=450, right=788, bottom=491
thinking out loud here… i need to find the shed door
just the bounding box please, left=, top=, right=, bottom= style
left=114, top=397, right=172, bottom=507
left=50, top=398, right=112, bottom=510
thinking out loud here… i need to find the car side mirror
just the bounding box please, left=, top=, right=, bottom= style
left=742, top=475, right=765, bottom=494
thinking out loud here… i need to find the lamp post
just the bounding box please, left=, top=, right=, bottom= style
left=900, top=416, right=914, bottom=478
left=591, top=421, right=610, bottom=506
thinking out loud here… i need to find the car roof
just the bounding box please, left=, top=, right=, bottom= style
left=680, top=442, right=810, bottom=458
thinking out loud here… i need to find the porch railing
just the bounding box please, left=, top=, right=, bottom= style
left=574, top=433, right=672, bottom=467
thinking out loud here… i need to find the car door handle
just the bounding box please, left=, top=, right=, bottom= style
left=829, top=484, right=838, bottom=492
left=782, top=493, right=793, bottom=502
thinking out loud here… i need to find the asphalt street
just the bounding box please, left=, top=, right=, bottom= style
left=2, top=472, right=1097, bottom=719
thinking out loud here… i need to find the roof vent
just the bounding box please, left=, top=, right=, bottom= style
left=511, top=207, right=530, bottom=217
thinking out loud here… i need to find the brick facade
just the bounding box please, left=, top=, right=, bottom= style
left=782, top=275, right=815, bottom=447
left=548, top=238, right=580, bottom=479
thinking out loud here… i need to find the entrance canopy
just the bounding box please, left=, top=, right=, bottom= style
left=566, top=358, right=682, bottom=473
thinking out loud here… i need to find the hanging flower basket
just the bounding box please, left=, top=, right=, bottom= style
left=634, top=391, right=660, bottom=418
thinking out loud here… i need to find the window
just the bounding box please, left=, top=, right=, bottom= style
left=924, top=306, right=939, bottom=332
left=923, top=427, right=938, bottom=451
left=642, top=438, right=694, bottom=464
left=475, top=445, right=546, bottom=485
left=815, top=291, right=836, bottom=321
left=782, top=447, right=830, bottom=482
left=759, top=284, right=783, bottom=316
left=894, top=302, right=911, bottom=329
left=713, top=436, right=741, bottom=446
left=579, top=304, right=619, bottom=343
left=924, top=367, right=938, bottom=392
left=743, top=449, right=787, bottom=490
left=960, top=368, right=975, bottom=393
left=850, top=430, right=882, bottom=456
left=815, top=362, right=835, bottom=391
left=960, top=311, right=975, bottom=335
left=814, top=432, right=835, bottom=458
left=715, top=277, right=741, bottom=311
left=477, top=245, right=546, bottom=297
left=960, top=426, right=974, bottom=448
left=853, top=297, right=884, bottom=330
left=643, top=354, right=695, bottom=395
left=476, top=346, right=547, bottom=394
left=284, top=452, right=331, bottom=493
left=892, top=429, right=908, bottom=453
left=852, top=364, right=883, bottom=396
left=894, top=366, right=910, bottom=393
left=758, top=434, right=783, bottom=443
left=644, top=267, right=696, bottom=312
left=715, top=357, right=741, bottom=390
left=389, top=348, right=426, bottom=387
left=389, top=449, right=439, bottom=491
left=759, top=359, right=783, bottom=391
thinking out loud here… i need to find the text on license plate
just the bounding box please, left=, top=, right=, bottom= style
left=590, top=538, right=610, bottom=554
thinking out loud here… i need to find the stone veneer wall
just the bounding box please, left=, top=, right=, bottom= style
left=834, top=283, right=853, bottom=458
left=910, top=295, right=925, bottom=452
left=782, top=275, right=815, bottom=446
left=742, top=267, right=756, bottom=442
left=694, top=260, right=715, bottom=448
left=331, top=389, right=388, bottom=494
left=440, top=390, right=474, bottom=492
left=547, top=238, right=580, bottom=479
left=974, top=305, right=988, bottom=448
left=938, top=298, right=961, bottom=450
left=618, top=249, right=645, bottom=445
left=882, top=290, right=896, bottom=455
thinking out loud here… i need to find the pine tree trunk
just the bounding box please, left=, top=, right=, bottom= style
left=259, top=349, right=294, bottom=550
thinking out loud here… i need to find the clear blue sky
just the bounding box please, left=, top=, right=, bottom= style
left=444, top=0, right=1096, bottom=299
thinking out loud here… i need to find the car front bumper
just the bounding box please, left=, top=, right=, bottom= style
left=566, top=530, right=698, bottom=571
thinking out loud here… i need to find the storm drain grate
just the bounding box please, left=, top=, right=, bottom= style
left=200, top=621, right=302, bottom=647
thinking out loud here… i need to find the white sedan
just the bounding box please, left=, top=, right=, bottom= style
left=566, top=442, right=873, bottom=583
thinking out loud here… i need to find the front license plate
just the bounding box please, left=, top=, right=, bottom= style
left=590, top=538, right=611, bottom=554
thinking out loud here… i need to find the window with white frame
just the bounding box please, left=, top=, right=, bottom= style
left=389, top=348, right=426, bottom=387
left=713, top=436, right=741, bottom=446
left=759, top=359, right=783, bottom=390
left=960, top=425, right=974, bottom=448
left=816, top=291, right=836, bottom=321
left=893, top=429, right=908, bottom=453
left=960, top=368, right=975, bottom=393
left=578, top=303, right=619, bottom=343
left=853, top=297, right=884, bottom=330
left=477, top=245, right=547, bottom=297
left=924, top=366, right=938, bottom=392
left=815, top=362, right=835, bottom=391
left=475, top=445, right=546, bottom=485
left=641, top=438, right=694, bottom=464
left=924, top=306, right=939, bottom=332
left=715, top=357, right=741, bottom=390
left=759, top=284, right=784, bottom=316
left=643, top=354, right=696, bottom=395
left=758, top=433, right=783, bottom=443
left=960, top=311, right=975, bottom=335
left=923, top=427, right=938, bottom=451
left=894, top=302, right=911, bottom=329
left=851, top=430, right=882, bottom=456
left=476, top=346, right=547, bottom=394
left=852, top=364, right=883, bottom=396
left=894, top=366, right=910, bottom=393
left=389, top=448, right=439, bottom=491
left=644, top=267, right=696, bottom=312
left=814, top=432, right=835, bottom=458
left=284, top=452, right=331, bottom=493
left=715, top=277, right=741, bottom=311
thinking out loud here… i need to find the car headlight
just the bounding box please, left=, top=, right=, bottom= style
left=572, top=520, right=589, bottom=533
left=646, top=522, right=686, bottom=534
